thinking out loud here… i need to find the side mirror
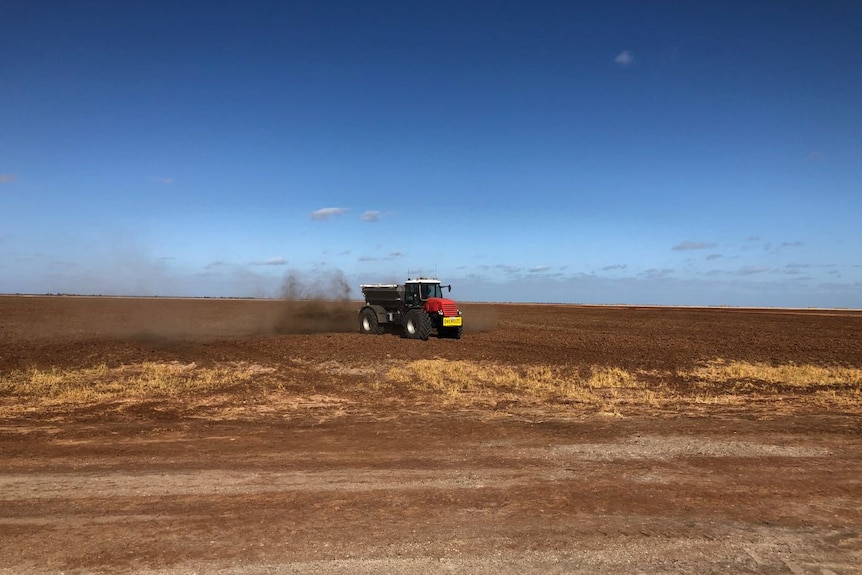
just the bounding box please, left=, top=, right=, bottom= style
left=447, top=285, right=452, bottom=292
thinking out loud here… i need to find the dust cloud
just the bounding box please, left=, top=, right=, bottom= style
left=273, top=269, right=357, bottom=334
left=460, top=303, right=499, bottom=333
left=2, top=270, right=494, bottom=345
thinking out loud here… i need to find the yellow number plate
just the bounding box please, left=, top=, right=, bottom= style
left=443, top=317, right=462, bottom=327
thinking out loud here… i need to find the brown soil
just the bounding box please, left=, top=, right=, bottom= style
left=1, top=296, right=861, bottom=574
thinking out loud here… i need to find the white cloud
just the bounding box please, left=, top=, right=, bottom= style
left=672, top=241, right=717, bottom=251
left=151, top=176, right=174, bottom=185
left=496, top=264, right=521, bottom=275
left=361, top=210, right=381, bottom=222
left=251, top=257, right=287, bottom=266
left=529, top=265, right=552, bottom=273
left=641, top=268, right=675, bottom=279
left=602, top=264, right=627, bottom=271
left=706, top=253, right=723, bottom=261
left=614, top=50, right=634, bottom=66
left=311, top=207, right=349, bottom=220
left=737, top=266, right=770, bottom=276
left=0, top=174, right=16, bottom=183
left=758, top=240, right=803, bottom=253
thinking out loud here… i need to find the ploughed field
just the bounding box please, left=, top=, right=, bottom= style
left=1, top=295, right=862, bottom=574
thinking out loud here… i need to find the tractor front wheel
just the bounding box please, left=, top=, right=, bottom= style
left=403, top=309, right=432, bottom=341
left=440, top=325, right=463, bottom=339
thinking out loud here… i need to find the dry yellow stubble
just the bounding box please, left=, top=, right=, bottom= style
left=3, top=357, right=861, bottom=414
left=384, top=359, right=646, bottom=404
left=687, top=359, right=862, bottom=390
left=383, top=358, right=862, bottom=412
left=0, top=362, right=270, bottom=403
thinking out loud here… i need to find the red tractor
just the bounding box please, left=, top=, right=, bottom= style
left=359, top=278, right=463, bottom=340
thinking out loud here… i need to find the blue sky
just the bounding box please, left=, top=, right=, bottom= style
left=2, top=1, right=860, bottom=306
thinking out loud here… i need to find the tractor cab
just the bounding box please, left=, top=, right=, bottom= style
left=404, top=279, right=450, bottom=305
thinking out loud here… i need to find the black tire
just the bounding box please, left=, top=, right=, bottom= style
left=403, top=309, right=432, bottom=341
left=359, top=308, right=383, bottom=335
left=440, top=325, right=462, bottom=339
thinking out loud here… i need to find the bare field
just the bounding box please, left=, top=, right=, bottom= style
left=1, top=296, right=862, bottom=574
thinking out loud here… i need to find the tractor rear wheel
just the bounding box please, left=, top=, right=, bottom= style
left=404, top=309, right=432, bottom=341
left=359, top=308, right=383, bottom=335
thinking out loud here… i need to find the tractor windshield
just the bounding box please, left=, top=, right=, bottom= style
left=420, top=283, right=443, bottom=299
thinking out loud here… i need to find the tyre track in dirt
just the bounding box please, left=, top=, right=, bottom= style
left=3, top=416, right=862, bottom=574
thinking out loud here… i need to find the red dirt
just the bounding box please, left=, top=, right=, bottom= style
left=1, top=296, right=861, bottom=574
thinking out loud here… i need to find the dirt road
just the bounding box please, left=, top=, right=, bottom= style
left=1, top=297, right=861, bottom=574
